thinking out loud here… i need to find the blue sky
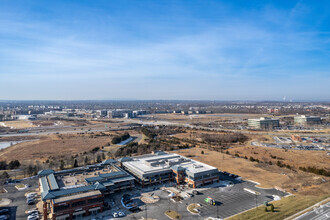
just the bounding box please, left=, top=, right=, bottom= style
left=0, top=0, right=329, bottom=100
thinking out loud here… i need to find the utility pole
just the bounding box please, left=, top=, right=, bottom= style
left=255, top=193, right=258, bottom=209
left=145, top=203, right=147, bottom=220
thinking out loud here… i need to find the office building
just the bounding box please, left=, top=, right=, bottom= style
left=294, top=115, right=322, bottom=126
left=248, top=117, right=280, bottom=129
left=121, top=152, right=219, bottom=188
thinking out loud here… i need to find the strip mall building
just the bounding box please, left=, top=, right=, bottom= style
left=38, top=160, right=134, bottom=220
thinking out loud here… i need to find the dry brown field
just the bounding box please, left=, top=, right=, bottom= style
left=228, top=143, right=329, bottom=171
left=0, top=119, right=93, bottom=129
left=173, top=129, right=329, bottom=172
left=0, top=130, right=138, bottom=163
left=0, top=120, right=36, bottom=129
left=175, top=147, right=329, bottom=195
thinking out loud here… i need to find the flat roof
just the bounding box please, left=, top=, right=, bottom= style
left=58, top=165, right=119, bottom=188
left=123, top=153, right=218, bottom=177
left=39, top=162, right=134, bottom=201
left=53, top=190, right=102, bottom=204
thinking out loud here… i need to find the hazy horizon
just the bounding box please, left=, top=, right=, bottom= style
left=1, top=0, right=330, bottom=100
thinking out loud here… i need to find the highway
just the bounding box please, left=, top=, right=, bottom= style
left=0, top=117, right=329, bottom=138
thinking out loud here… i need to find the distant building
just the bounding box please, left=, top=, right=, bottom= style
left=294, top=115, right=322, bottom=126
left=267, top=108, right=279, bottom=114
left=248, top=117, right=280, bottom=129
left=107, top=110, right=133, bottom=118
left=133, top=110, right=148, bottom=116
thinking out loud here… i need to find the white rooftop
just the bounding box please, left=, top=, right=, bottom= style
left=123, top=153, right=217, bottom=176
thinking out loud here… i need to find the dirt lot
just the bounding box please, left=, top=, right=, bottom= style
left=175, top=147, right=329, bottom=195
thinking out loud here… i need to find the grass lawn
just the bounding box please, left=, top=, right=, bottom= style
left=15, top=183, right=26, bottom=189
left=228, top=194, right=329, bottom=220
left=165, top=210, right=182, bottom=219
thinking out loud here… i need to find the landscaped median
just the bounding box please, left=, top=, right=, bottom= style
left=165, top=210, right=182, bottom=219
left=15, top=183, right=28, bottom=190
left=187, top=203, right=200, bottom=214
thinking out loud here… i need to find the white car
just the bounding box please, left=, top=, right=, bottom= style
left=28, top=213, right=38, bottom=218
left=27, top=215, right=38, bottom=220
left=26, top=194, right=36, bottom=199
left=112, top=212, right=118, bottom=218
left=27, top=210, right=38, bottom=215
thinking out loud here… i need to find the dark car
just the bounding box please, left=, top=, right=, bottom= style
left=0, top=209, right=9, bottom=215
left=129, top=207, right=141, bottom=213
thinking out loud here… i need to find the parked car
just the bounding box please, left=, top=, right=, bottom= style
left=26, top=194, right=36, bottom=200
left=129, top=207, right=141, bottom=213
left=28, top=212, right=38, bottom=217
left=0, top=215, right=8, bottom=220
left=0, top=209, right=8, bottom=215
left=27, top=210, right=38, bottom=215
left=27, top=216, right=38, bottom=220
left=27, top=198, right=35, bottom=205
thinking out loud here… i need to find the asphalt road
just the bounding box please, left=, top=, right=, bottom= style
left=0, top=124, right=139, bottom=137
left=295, top=202, right=330, bottom=220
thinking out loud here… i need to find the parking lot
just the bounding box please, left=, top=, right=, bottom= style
left=129, top=180, right=286, bottom=220
left=79, top=177, right=287, bottom=220
left=1, top=175, right=287, bottom=220
left=1, top=177, right=39, bottom=220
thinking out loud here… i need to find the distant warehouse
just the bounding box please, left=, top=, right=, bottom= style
left=294, top=115, right=322, bottom=126
left=248, top=117, right=280, bottom=130
left=120, top=152, right=219, bottom=188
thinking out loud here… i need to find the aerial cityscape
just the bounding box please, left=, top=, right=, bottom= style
left=0, top=1, right=329, bottom=220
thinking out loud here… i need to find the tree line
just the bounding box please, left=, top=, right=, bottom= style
left=0, top=160, right=20, bottom=170
left=111, top=132, right=130, bottom=144
left=114, top=142, right=190, bottom=157
left=200, top=132, right=248, bottom=145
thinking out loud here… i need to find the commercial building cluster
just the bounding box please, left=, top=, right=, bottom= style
left=38, top=152, right=220, bottom=220
left=248, top=115, right=322, bottom=130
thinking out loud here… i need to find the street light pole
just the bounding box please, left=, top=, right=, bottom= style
left=255, top=193, right=258, bottom=209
